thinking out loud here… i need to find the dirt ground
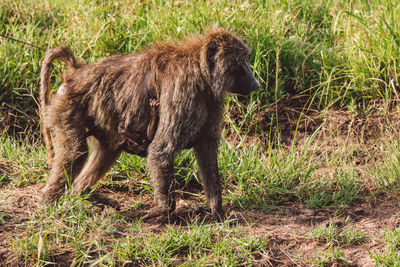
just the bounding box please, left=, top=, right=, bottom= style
left=1, top=183, right=400, bottom=266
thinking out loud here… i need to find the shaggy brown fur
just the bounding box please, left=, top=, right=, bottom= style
left=39, top=28, right=260, bottom=221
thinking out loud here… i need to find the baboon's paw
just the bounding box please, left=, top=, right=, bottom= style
left=142, top=206, right=172, bottom=223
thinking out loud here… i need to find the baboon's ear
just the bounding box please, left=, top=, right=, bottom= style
left=206, top=41, right=219, bottom=74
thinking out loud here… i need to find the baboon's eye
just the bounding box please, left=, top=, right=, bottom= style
left=207, top=41, right=219, bottom=56
left=229, top=61, right=243, bottom=74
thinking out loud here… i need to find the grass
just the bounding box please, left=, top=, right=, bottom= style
left=305, top=218, right=367, bottom=265
left=308, top=217, right=367, bottom=247
left=309, top=246, right=352, bottom=266
left=0, top=136, right=47, bottom=186
left=2, top=0, right=400, bottom=265
left=11, top=192, right=267, bottom=266
left=371, top=226, right=400, bottom=266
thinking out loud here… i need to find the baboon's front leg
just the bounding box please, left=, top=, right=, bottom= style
left=194, top=139, right=224, bottom=221
left=72, top=143, right=121, bottom=194
left=146, top=139, right=176, bottom=219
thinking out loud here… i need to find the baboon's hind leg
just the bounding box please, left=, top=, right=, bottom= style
left=41, top=127, right=88, bottom=203
left=72, top=143, right=121, bottom=194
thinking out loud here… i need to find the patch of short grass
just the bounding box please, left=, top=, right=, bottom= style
left=0, top=199, right=9, bottom=225
left=0, top=136, right=47, bottom=186
left=11, top=192, right=268, bottom=266
left=115, top=223, right=267, bottom=266
left=369, top=138, right=400, bottom=192
left=302, top=170, right=363, bottom=209
left=220, top=139, right=319, bottom=210
left=304, top=217, right=366, bottom=265
left=307, top=218, right=367, bottom=247
left=370, top=227, right=400, bottom=266
left=219, top=130, right=367, bottom=211
left=310, top=246, right=352, bottom=266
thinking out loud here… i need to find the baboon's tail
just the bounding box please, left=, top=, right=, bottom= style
left=40, top=46, right=80, bottom=107
left=39, top=46, right=80, bottom=164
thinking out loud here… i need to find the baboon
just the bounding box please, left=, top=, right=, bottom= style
left=39, top=28, right=260, bottom=221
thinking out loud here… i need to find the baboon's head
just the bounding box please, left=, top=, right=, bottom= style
left=201, top=29, right=260, bottom=98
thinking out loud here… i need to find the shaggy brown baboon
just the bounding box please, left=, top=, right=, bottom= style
left=39, top=28, right=260, bottom=221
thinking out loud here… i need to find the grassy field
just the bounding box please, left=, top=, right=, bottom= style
left=2, top=0, right=400, bottom=265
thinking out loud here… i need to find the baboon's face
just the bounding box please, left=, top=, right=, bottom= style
left=229, top=60, right=260, bottom=95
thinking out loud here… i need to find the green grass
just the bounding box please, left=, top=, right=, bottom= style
left=309, top=246, right=352, bottom=266
left=0, top=199, right=8, bottom=225
left=308, top=218, right=367, bottom=247
left=0, top=136, right=47, bottom=186
left=11, top=193, right=267, bottom=266
left=306, top=218, right=367, bottom=265
left=371, top=226, right=400, bottom=266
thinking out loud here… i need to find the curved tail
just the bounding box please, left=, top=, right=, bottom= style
left=40, top=46, right=80, bottom=164
left=40, top=46, right=80, bottom=107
